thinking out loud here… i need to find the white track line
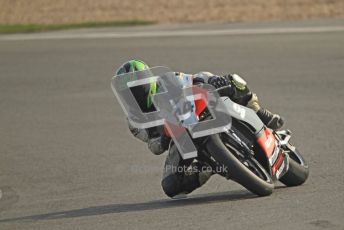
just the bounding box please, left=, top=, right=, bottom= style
left=1, top=26, right=344, bottom=41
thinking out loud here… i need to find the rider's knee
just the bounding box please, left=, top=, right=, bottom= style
left=161, top=174, right=182, bottom=198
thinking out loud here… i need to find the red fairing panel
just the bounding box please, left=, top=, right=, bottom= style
left=164, top=85, right=209, bottom=137
left=256, top=128, right=276, bottom=158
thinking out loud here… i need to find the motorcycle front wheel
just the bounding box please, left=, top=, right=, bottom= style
left=279, top=144, right=309, bottom=186
left=205, top=134, right=274, bottom=196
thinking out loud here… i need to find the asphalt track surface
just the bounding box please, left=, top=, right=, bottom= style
left=0, top=19, right=343, bottom=230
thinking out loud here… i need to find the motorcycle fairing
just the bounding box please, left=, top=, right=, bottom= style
left=221, top=97, right=264, bottom=134
left=256, top=128, right=289, bottom=180
left=221, top=97, right=289, bottom=180
left=256, top=128, right=276, bottom=158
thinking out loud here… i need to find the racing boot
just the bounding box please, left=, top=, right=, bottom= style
left=178, top=161, right=213, bottom=196
left=192, top=161, right=213, bottom=186
left=162, top=160, right=213, bottom=199
left=247, top=93, right=285, bottom=130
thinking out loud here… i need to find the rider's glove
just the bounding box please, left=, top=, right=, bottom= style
left=208, top=75, right=228, bottom=89
left=224, top=73, right=253, bottom=105
left=208, top=75, right=235, bottom=97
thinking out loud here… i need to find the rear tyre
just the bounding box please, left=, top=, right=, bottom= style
left=206, top=134, right=274, bottom=196
left=280, top=146, right=309, bottom=186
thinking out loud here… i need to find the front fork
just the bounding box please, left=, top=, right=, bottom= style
left=275, top=129, right=292, bottom=146
left=275, top=129, right=307, bottom=167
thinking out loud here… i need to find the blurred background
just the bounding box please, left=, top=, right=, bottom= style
left=1, top=0, right=343, bottom=26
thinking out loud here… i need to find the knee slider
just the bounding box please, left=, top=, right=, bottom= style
left=161, top=174, right=182, bottom=198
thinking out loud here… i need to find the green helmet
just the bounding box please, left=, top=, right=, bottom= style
left=116, top=59, right=157, bottom=111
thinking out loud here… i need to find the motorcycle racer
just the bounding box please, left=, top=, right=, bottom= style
left=115, top=59, right=285, bottom=198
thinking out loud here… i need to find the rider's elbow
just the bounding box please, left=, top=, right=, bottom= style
left=148, top=136, right=170, bottom=155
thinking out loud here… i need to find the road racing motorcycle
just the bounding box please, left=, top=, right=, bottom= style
left=112, top=67, right=309, bottom=196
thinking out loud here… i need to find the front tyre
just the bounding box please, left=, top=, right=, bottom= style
left=206, top=134, right=274, bottom=196
left=280, top=145, right=309, bottom=186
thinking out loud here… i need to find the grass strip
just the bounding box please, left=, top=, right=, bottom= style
left=0, top=20, right=155, bottom=34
